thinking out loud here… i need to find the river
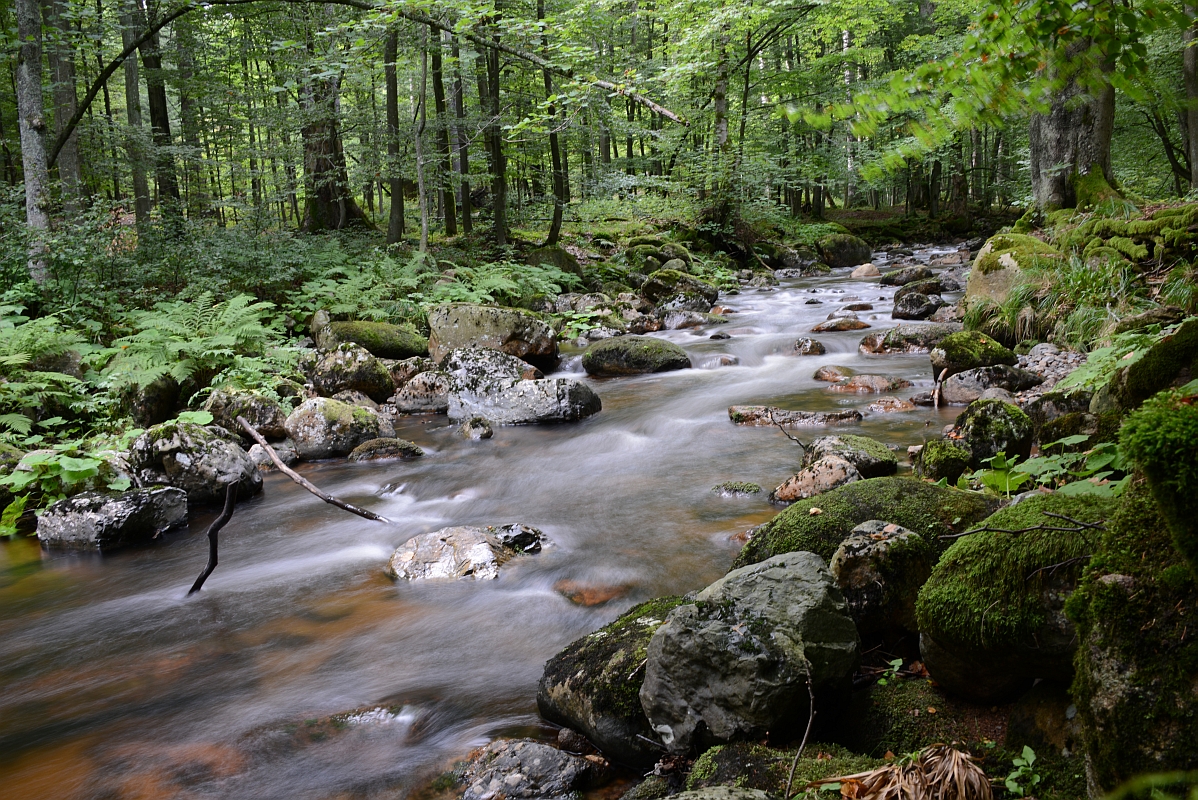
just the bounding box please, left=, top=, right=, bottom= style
left=0, top=245, right=965, bottom=799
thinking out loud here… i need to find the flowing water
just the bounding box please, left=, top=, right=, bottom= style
left=0, top=246, right=966, bottom=800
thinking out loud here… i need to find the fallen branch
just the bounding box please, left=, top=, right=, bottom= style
left=235, top=416, right=392, bottom=524
left=188, top=482, right=238, bottom=595
left=1025, top=555, right=1092, bottom=581
left=768, top=408, right=807, bottom=450
left=784, top=675, right=816, bottom=799
left=940, top=514, right=1106, bottom=541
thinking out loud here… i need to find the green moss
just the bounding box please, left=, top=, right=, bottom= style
left=931, top=331, right=1016, bottom=376
left=919, top=440, right=971, bottom=483
left=581, top=335, right=691, bottom=375
left=1120, top=388, right=1198, bottom=576
left=845, top=678, right=1005, bottom=757
left=1110, top=318, right=1198, bottom=411
left=1066, top=479, right=1198, bottom=791
left=954, top=399, right=1034, bottom=465
left=731, top=477, right=1000, bottom=568
left=974, top=233, right=1060, bottom=275
left=713, top=482, right=762, bottom=495
left=1104, top=236, right=1149, bottom=262
left=1072, top=167, right=1122, bottom=210
left=525, top=245, right=583, bottom=276
left=687, top=742, right=880, bottom=794
left=916, top=493, right=1112, bottom=652
left=327, top=321, right=429, bottom=359
left=627, top=236, right=665, bottom=248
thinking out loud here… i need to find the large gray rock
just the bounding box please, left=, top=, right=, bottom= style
left=858, top=323, right=962, bottom=354
left=953, top=399, right=1034, bottom=467
left=830, top=521, right=933, bottom=640
left=129, top=422, right=262, bottom=504
left=312, top=343, right=395, bottom=403
left=36, top=488, right=187, bottom=551
left=460, top=739, right=607, bottom=800
left=817, top=234, right=872, bottom=268
left=391, top=370, right=451, bottom=413
left=445, top=348, right=601, bottom=425
left=283, top=397, right=393, bottom=460
left=385, top=524, right=543, bottom=581
left=538, top=596, right=686, bottom=767
left=879, top=265, right=934, bottom=286
left=203, top=389, right=287, bottom=440
left=640, top=269, right=719, bottom=312
left=891, top=293, right=944, bottom=320
left=803, top=435, right=897, bottom=478
left=582, top=336, right=691, bottom=376
left=427, top=303, right=559, bottom=370
left=940, top=365, right=1043, bottom=405
left=639, top=552, right=860, bottom=754
left=320, top=320, right=428, bottom=359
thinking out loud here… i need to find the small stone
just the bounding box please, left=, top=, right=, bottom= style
left=814, top=365, right=854, bottom=382
left=812, top=317, right=871, bottom=332
left=710, top=331, right=731, bottom=340
left=771, top=456, right=862, bottom=503
left=347, top=437, right=423, bottom=462
left=794, top=337, right=826, bottom=355
left=553, top=580, right=630, bottom=607
left=828, top=375, right=914, bottom=394
left=851, top=263, right=881, bottom=278
left=459, top=416, right=494, bottom=440
left=868, top=396, right=916, bottom=413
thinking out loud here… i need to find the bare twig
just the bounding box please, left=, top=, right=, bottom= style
left=768, top=408, right=806, bottom=450
left=933, top=368, right=948, bottom=410
left=235, top=416, right=393, bottom=524
left=188, top=482, right=238, bottom=595
left=1025, top=555, right=1092, bottom=581
left=784, top=676, right=816, bottom=799
left=939, top=514, right=1106, bottom=541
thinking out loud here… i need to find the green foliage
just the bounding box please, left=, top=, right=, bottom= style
left=0, top=446, right=128, bottom=509
left=960, top=438, right=1131, bottom=498
left=1005, top=746, right=1042, bottom=797
left=0, top=494, right=28, bottom=537
left=1055, top=322, right=1180, bottom=390
left=875, top=657, right=903, bottom=686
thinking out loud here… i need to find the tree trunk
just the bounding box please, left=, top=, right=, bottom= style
left=42, top=0, right=81, bottom=209
left=15, top=0, right=50, bottom=281
left=119, top=7, right=152, bottom=224
left=928, top=159, right=941, bottom=218
left=135, top=20, right=179, bottom=203
left=431, top=33, right=457, bottom=236
left=485, top=16, right=507, bottom=245
left=176, top=18, right=207, bottom=216
left=1184, top=6, right=1198, bottom=189
left=538, top=0, right=563, bottom=245
left=384, top=29, right=404, bottom=243
left=1028, top=39, right=1116, bottom=209
left=451, top=37, right=472, bottom=234
left=415, top=26, right=430, bottom=251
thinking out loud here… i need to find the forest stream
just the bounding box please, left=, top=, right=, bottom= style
left=0, top=245, right=967, bottom=799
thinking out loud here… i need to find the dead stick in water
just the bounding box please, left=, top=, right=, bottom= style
left=188, top=481, right=238, bottom=594
left=235, top=416, right=392, bottom=524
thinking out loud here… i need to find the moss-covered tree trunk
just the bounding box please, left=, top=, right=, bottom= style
left=1028, top=39, right=1116, bottom=210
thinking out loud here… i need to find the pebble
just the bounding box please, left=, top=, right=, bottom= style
left=1013, top=348, right=1086, bottom=403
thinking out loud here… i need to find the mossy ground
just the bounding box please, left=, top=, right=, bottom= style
left=1066, top=479, right=1198, bottom=791
left=732, top=477, right=1000, bottom=567
left=843, top=678, right=1008, bottom=757
left=916, top=493, right=1113, bottom=653
left=687, top=742, right=881, bottom=794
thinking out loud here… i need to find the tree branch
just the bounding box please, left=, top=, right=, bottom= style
left=235, top=416, right=392, bottom=524
left=188, top=481, right=238, bottom=595
left=940, top=513, right=1106, bottom=541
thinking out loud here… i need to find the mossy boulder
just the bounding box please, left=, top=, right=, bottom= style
left=916, top=493, right=1114, bottom=702
left=346, top=437, right=423, bottom=461
left=817, top=234, right=872, bottom=268
left=917, top=439, right=972, bottom=483
left=1105, top=318, right=1198, bottom=412
left=427, top=303, right=559, bottom=371
left=640, top=269, right=719, bottom=312
left=929, top=331, right=1016, bottom=379
left=858, top=323, right=963, bottom=355
left=582, top=336, right=692, bottom=376
left=128, top=421, right=263, bottom=504
left=323, top=321, right=428, bottom=360
left=525, top=245, right=584, bottom=277
left=879, top=265, right=934, bottom=286
left=537, top=596, right=686, bottom=767
left=831, top=521, right=934, bottom=640
left=283, top=397, right=390, bottom=460
left=203, top=389, right=287, bottom=441
left=687, top=742, right=879, bottom=795
left=731, top=477, right=1000, bottom=568
left=953, top=399, right=1033, bottom=467
left=965, top=234, right=1061, bottom=303
left=802, top=435, right=897, bottom=478
left=1120, top=386, right=1198, bottom=577
left=312, top=343, right=395, bottom=403
left=1066, top=479, right=1198, bottom=792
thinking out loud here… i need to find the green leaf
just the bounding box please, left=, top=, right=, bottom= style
left=107, top=476, right=132, bottom=492
left=177, top=410, right=214, bottom=425
left=0, top=494, right=28, bottom=536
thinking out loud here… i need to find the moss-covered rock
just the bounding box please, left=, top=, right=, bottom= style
left=818, top=234, right=872, bottom=268
left=930, top=331, right=1016, bottom=379
left=831, top=521, right=934, bottom=640
left=858, top=323, right=963, bottom=355
left=203, top=389, right=287, bottom=440
left=1106, top=318, right=1198, bottom=412
left=427, top=303, right=559, bottom=371
left=537, top=596, right=686, bottom=767
left=325, top=321, right=429, bottom=360
left=346, top=437, right=423, bottom=461
left=1120, top=387, right=1198, bottom=577
left=525, top=245, right=584, bottom=276
left=312, top=343, right=395, bottom=403
left=916, top=493, right=1113, bottom=702
left=687, top=742, right=880, bottom=795
left=803, top=435, right=898, bottom=479
left=953, top=399, right=1033, bottom=467
left=965, top=233, right=1061, bottom=304
left=1066, top=479, right=1198, bottom=792
left=731, top=477, right=1000, bottom=568
left=582, top=336, right=692, bottom=376
left=917, top=440, right=972, bottom=483
left=640, top=269, right=719, bottom=312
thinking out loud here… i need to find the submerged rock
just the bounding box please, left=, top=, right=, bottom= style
left=538, top=596, right=687, bottom=767
left=385, top=524, right=543, bottom=581
left=827, top=375, right=913, bottom=394
left=459, top=739, right=609, bottom=800
left=639, top=552, right=860, bottom=753
left=36, top=488, right=187, bottom=551
left=728, top=406, right=863, bottom=427
left=814, top=365, right=854, bottom=382
left=347, top=438, right=423, bottom=461
left=129, top=422, right=262, bottom=504
left=582, top=336, right=691, bottom=376
left=459, top=416, right=494, bottom=440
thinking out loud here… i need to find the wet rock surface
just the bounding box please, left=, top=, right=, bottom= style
left=385, top=524, right=543, bottom=581
left=459, top=739, right=608, bottom=800
left=37, top=487, right=188, bottom=551
left=130, top=422, right=262, bottom=503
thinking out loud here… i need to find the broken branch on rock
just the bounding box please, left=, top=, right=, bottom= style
left=235, top=416, right=392, bottom=524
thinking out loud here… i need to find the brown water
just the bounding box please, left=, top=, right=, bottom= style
left=0, top=247, right=965, bottom=800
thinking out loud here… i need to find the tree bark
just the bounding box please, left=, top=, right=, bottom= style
left=431, top=33, right=457, bottom=236
left=120, top=5, right=152, bottom=224
left=42, top=0, right=81, bottom=209
left=539, top=0, right=563, bottom=245
left=485, top=13, right=507, bottom=245
left=15, top=0, right=50, bottom=281
left=1028, top=38, right=1115, bottom=209
left=1184, top=6, right=1198, bottom=189
left=384, top=28, right=405, bottom=243
left=176, top=18, right=207, bottom=216
left=133, top=4, right=179, bottom=204
left=415, top=26, right=430, bottom=251
left=451, top=37, right=472, bottom=234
